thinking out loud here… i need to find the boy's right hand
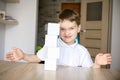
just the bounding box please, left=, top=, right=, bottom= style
left=5, top=47, right=24, bottom=61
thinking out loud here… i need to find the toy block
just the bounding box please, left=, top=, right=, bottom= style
left=45, top=35, right=58, bottom=47
left=47, top=47, right=59, bottom=59
left=44, top=65, right=57, bottom=71
left=44, top=59, right=57, bottom=70
left=47, top=23, right=60, bottom=35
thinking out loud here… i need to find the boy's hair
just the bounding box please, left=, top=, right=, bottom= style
left=59, top=9, right=80, bottom=26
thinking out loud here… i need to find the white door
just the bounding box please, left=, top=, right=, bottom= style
left=80, top=0, right=110, bottom=61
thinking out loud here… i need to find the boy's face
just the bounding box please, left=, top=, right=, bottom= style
left=59, top=20, right=81, bottom=45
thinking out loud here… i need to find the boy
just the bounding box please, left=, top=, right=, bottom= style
left=5, top=9, right=112, bottom=68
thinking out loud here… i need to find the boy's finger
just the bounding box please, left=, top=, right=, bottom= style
left=11, top=47, right=18, bottom=51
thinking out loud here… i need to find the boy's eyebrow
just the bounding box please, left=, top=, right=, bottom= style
left=60, top=27, right=64, bottom=29
left=71, top=25, right=77, bottom=27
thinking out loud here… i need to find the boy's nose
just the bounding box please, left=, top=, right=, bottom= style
left=65, top=30, right=69, bottom=35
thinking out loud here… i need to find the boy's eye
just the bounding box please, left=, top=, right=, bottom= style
left=70, top=27, right=74, bottom=30
left=60, top=28, right=64, bottom=30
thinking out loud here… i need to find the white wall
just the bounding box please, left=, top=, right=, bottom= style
left=4, top=0, right=38, bottom=58
left=0, top=1, right=6, bottom=60
left=111, top=0, right=120, bottom=70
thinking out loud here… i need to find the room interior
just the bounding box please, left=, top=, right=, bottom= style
left=0, top=0, right=120, bottom=70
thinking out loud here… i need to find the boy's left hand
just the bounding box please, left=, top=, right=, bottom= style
left=94, top=53, right=112, bottom=68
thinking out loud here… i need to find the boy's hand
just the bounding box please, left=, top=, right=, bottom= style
left=5, top=47, right=24, bottom=61
left=94, top=53, right=112, bottom=68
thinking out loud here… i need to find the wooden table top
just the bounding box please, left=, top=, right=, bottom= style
left=0, top=60, right=120, bottom=80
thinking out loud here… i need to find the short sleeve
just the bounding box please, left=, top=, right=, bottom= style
left=36, top=46, right=48, bottom=61
left=80, top=49, right=93, bottom=67
left=78, top=45, right=93, bottom=67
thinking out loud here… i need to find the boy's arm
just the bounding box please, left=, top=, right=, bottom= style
left=92, top=53, right=112, bottom=68
left=6, top=47, right=41, bottom=63
left=23, top=54, right=41, bottom=63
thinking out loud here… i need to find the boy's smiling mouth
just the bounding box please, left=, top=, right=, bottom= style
left=64, top=36, right=71, bottom=39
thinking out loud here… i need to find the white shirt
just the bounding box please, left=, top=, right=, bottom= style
left=37, top=38, right=93, bottom=67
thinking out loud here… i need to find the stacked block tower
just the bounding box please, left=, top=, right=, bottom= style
left=44, top=23, right=60, bottom=70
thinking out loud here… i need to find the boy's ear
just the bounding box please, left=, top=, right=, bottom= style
left=77, top=25, right=81, bottom=33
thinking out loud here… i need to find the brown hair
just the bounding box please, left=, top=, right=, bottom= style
left=59, top=9, right=80, bottom=26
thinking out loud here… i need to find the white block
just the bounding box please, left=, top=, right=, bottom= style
left=45, top=59, right=57, bottom=65
left=47, top=23, right=60, bottom=35
left=47, top=47, right=59, bottom=59
left=45, top=65, right=57, bottom=71
left=45, top=59, right=57, bottom=70
left=45, top=35, right=58, bottom=47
